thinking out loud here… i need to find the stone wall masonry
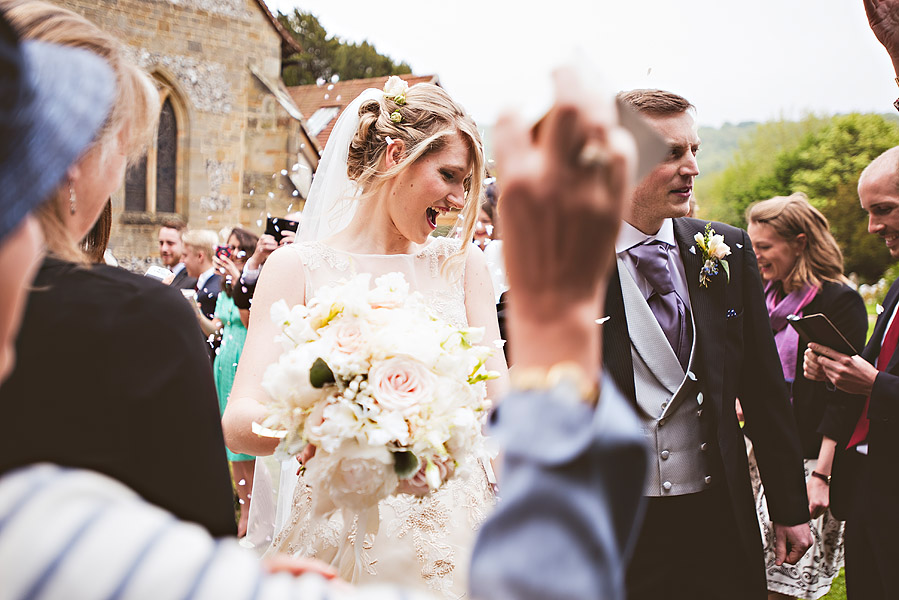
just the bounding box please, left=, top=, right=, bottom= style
left=50, top=0, right=306, bottom=268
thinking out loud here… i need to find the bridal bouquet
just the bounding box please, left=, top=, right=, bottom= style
left=258, top=272, right=496, bottom=515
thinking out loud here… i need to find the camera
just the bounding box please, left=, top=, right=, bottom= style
left=215, top=244, right=232, bottom=260
left=265, top=217, right=300, bottom=243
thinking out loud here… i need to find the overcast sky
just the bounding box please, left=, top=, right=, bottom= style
left=264, top=0, right=895, bottom=128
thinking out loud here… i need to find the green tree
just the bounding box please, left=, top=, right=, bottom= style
left=698, top=115, right=829, bottom=226
left=278, top=10, right=412, bottom=86
left=761, top=114, right=899, bottom=281
left=700, top=114, right=899, bottom=282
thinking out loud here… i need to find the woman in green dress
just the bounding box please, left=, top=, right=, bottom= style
left=212, top=226, right=258, bottom=536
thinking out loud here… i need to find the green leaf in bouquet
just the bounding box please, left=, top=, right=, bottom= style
left=393, top=450, right=420, bottom=478
left=309, top=357, right=335, bottom=388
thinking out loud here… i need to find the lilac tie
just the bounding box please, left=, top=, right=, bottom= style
left=627, top=241, right=692, bottom=370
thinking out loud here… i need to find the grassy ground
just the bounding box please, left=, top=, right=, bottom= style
left=821, top=569, right=846, bottom=599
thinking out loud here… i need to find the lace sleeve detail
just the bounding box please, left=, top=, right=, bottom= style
left=290, top=241, right=352, bottom=273
left=419, top=237, right=463, bottom=279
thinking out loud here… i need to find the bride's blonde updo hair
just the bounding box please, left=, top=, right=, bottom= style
left=346, top=82, right=485, bottom=275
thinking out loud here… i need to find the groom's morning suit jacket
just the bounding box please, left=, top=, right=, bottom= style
left=603, top=217, right=809, bottom=568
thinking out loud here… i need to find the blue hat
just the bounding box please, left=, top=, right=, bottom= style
left=0, top=12, right=115, bottom=243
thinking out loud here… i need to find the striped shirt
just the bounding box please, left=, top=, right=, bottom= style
left=0, top=464, right=429, bottom=600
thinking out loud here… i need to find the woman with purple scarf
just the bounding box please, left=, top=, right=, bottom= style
left=745, top=192, right=867, bottom=600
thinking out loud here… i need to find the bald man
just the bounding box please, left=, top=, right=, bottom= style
left=803, top=146, right=899, bottom=599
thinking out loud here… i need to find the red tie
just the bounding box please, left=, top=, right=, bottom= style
left=846, top=309, right=899, bottom=448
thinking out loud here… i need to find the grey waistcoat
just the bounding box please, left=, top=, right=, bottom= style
left=618, top=258, right=717, bottom=497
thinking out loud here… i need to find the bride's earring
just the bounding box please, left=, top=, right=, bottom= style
left=69, top=184, right=76, bottom=216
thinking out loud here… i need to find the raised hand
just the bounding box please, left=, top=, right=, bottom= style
left=246, top=234, right=279, bottom=271
left=495, top=68, right=635, bottom=312
left=213, top=254, right=241, bottom=283
left=495, top=67, right=636, bottom=371
left=865, top=0, right=899, bottom=71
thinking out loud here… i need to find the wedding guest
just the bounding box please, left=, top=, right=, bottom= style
left=183, top=228, right=221, bottom=319
left=159, top=217, right=196, bottom=289
left=232, top=211, right=301, bottom=311
left=199, top=226, right=259, bottom=537
left=799, top=5, right=899, bottom=597
left=804, top=146, right=899, bottom=600
left=481, top=183, right=508, bottom=304
left=0, top=0, right=236, bottom=537
left=0, top=5, right=83, bottom=382
left=746, top=193, right=866, bottom=599
left=607, top=89, right=811, bottom=600
left=474, top=196, right=495, bottom=249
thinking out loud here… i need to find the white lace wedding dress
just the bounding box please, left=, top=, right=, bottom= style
left=264, top=236, right=495, bottom=598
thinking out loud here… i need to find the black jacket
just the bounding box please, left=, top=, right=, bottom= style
left=0, top=258, right=236, bottom=537
left=789, top=281, right=867, bottom=458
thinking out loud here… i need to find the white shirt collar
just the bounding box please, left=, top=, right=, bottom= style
left=171, top=262, right=186, bottom=276
left=196, top=266, right=216, bottom=290
left=616, top=218, right=676, bottom=254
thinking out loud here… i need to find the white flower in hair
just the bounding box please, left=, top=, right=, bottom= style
left=384, top=76, right=409, bottom=104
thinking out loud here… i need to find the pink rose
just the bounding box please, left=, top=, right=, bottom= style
left=369, top=357, right=436, bottom=414
left=330, top=320, right=366, bottom=355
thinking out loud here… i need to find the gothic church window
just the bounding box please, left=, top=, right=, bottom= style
left=124, top=83, right=183, bottom=215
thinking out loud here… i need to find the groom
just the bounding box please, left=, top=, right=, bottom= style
left=606, top=89, right=812, bottom=599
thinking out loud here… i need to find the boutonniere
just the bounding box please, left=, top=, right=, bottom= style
left=693, top=223, right=731, bottom=288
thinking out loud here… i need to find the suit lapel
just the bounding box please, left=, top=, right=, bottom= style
left=603, top=266, right=637, bottom=402
left=673, top=218, right=726, bottom=405
left=617, top=257, right=684, bottom=393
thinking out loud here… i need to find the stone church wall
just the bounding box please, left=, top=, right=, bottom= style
left=51, top=0, right=312, bottom=270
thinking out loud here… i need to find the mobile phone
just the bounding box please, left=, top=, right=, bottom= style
left=265, top=217, right=300, bottom=243
left=787, top=313, right=858, bottom=356
left=144, top=265, right=173, bottom=282
left=215, top=244, right=232, bottom=260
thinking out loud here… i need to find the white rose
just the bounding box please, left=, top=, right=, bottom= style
left=261, top=343, right=323, bottom=411
left=383, top=75, right=409, bottom=98
left=308, top=400, right=363, bottom=453
left=369, top=356, right=436, bottom=415
left=305, top=442, right=398, bottom=512
left=363, top=409, right=410, bottom=446
left=368, top=272, right=410, bottom=309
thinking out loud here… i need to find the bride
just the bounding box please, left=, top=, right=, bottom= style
left=222, top=78, right=508, bottom=597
